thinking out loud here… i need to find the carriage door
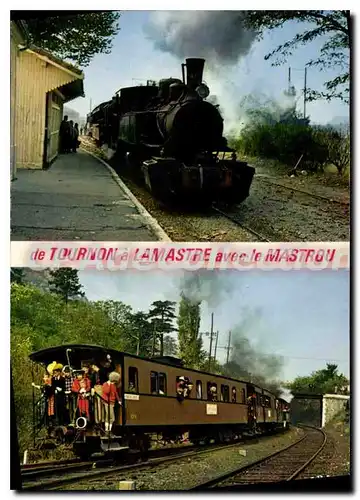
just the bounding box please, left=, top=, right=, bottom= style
left=114, top=363, right=123, bottom=425
left=43, top=91, right=62, bottom=168
left=246, top=384, right=257, bottom=426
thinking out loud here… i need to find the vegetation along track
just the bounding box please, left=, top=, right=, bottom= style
left=190, top=425, right=327, bottom=490
left=21, top=439, right=269, bottom=491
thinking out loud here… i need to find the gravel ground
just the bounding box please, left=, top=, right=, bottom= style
left=297, top=419, right=350, bottom=480
left=224, top=176, right=349, bottom=241
left=80, top=139, right=350, bottom=242
left=63, top=427, right=304, bottom=491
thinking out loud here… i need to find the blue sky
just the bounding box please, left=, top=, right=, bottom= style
left=78, top=268, right=350, bottom=387
left=70, top=11, right=349, bottom=126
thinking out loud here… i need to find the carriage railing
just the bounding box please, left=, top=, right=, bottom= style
left=32, top=387, right=121, bottom=442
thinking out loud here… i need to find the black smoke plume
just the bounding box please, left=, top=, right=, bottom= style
left=178, top=270, right=234, bottom=308
left=222, top=308, right=284, bottom=395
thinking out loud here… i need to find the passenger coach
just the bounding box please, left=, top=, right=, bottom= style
left=29, top=344, right=289, bottom=457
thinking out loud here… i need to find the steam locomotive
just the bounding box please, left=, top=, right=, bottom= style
left=87, top=58, right=255, bottom=204
left=29, top=344, right=290, bottom=458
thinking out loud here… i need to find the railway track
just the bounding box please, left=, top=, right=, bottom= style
left=21, top=439, right=265, bottom=491
left=190, top=425, right=326, bottom=490
left=21, top=458, right=82, bottom=470
left=256, top=175, right=350, bottom=207
left=211, top=205, right=270, bottom=242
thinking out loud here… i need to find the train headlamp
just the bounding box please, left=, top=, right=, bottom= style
left=196, top=84, right=210, bottom=99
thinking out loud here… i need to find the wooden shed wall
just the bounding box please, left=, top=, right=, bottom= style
left=14, top=50, right=78, bottom=169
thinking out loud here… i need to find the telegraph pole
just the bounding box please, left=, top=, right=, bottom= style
left=226, top=331, right=232, bottom=364
left=213, top=331, right=219, bottom=364
left=303, top=67, right=307, bottom=119
left=89, top=98, right=92, bottom=113
left=208, top=313, right=214, bottom=371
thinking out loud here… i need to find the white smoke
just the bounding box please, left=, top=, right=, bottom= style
left=144, top=11, right=258, bottom=133
left=145, top=11, right=257, bottom=66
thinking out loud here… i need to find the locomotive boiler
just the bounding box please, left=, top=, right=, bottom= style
left=87, top=58, right=255, bottom=205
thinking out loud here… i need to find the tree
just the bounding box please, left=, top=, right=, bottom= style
left=313, top=127, right=350, bottom=175
left=10, top=282, right=130, bottom=450
left=285, top=363, right=349, bottom=395
left=177, top=295, right=204, bottom=368
left=25, top=12, right=121, bottom=66
left=125, top=312, right=153, bottom=357
left=11, top=268, right=25, bottom=284
left=48, top=269, right=85, bottom=303
left=148, top=300, right=176, bottom=356
left=244, top=11, right=350, bottom=103
left=163, top=335, right=178, bottom=357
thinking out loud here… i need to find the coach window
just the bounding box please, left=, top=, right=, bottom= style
left=207, top=382, right=218, bottom=401
left=150, top=371, right=158, bottom=395
left=241, top=389, right=246, bottom=404
left=221, top=384, right=229, bottom=402
left=196, top=380, right=202, bottom=399
left=158, top=372, right=167, bottom=395
left=128, top=367, right=138, bottom=393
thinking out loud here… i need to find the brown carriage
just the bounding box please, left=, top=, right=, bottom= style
left=29, top=344, right=288, bottom=457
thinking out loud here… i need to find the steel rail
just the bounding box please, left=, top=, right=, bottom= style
left=190, top=425, right=326, bottom=490
left=211, top=205, right=271, bottom=242
left=22, top=440, right=260, bottom=491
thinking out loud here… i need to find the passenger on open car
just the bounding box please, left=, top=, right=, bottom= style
left=63, top=366, right=74, bottom=423
left=72, top=369, right=91, bottom=419
left=102, top=371, right=121, bottom=433
left=90, top=363, right=104, bottom=425
left=51, top=363, right=66, bottom=425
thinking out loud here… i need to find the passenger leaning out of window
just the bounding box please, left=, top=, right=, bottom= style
left=102, top=372, right=121, bottom=433
left=176, top=376, right=186, bottom=401
left=209, top=384, right=218, bottom=402
left=183, top=377, right=193, bottom=398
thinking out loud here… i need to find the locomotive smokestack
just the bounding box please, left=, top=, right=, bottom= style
left=185, top=58, right=205, bottom=90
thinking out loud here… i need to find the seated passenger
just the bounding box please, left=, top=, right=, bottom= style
left=128, top=382, right=137, bottom=393
left=72, top=370, right=91, bottom=419
left=231, top=388, right=236, bottom=403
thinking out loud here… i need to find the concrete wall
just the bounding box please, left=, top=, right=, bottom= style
left=322, top=393, right=350, bottom=427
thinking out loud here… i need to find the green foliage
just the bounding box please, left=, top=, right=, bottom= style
left=48, top=269, right=85, bottom=304
left=244, top=11, right=350, bottom=103
left=177, top=295, right=205, bottom=369
left=230, top=97, right=350, bottom=173
left=11, top=268, right=25, bottom=284
left=148, top=300, right=177, bottom=356
left=285, top=363, right=349, bottom=395
left=25, top=12, right=121, bottom=66
left=312, top=126, right=350, bottom=174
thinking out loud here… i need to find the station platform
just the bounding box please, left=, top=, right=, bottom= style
left=11, top=149, right=169, bottom=241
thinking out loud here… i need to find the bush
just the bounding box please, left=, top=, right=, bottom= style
left=231, top=116, right=350, bottom=174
